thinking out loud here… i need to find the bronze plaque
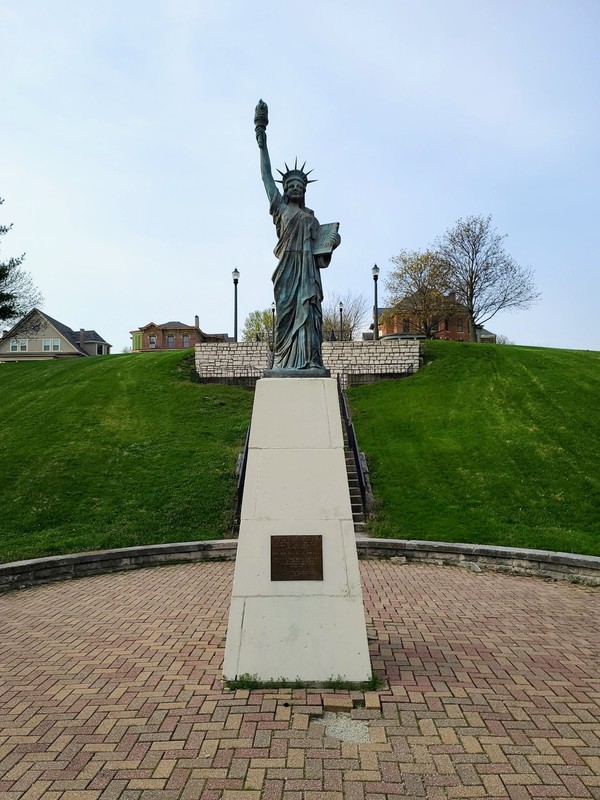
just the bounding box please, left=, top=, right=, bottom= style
left=271, top=535, right=323, bottom=581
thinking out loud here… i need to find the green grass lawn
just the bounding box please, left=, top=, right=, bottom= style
left=0, top=351, right=253, bottom=563
left=349, top=341, right=600, bottom=556
left=1, top=342, right=598, bottom=564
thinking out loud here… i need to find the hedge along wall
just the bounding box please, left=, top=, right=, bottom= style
left=195, top=339, right=422, bottom=388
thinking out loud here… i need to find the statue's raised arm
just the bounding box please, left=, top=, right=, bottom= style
left=254, top=100, right=277, bottom=202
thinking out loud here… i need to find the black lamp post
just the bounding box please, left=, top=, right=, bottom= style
left=271, top=301, right=276, bottom=350
left=339, top=301, right=344, bottom=341
left=372, top=264, right=380, bottom=340
left=232, top=269, right=240, bottom=342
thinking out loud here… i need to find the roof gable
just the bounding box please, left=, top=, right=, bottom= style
left=158, top=321, right=194, bottom=329
left=135, top=321, right=196, bottom=332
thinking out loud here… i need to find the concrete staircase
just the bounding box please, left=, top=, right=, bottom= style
left=337, top=387, right=368, bottom=536
left=344, top=446, right=367, bottom=536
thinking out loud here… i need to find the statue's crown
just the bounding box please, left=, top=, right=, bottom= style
left=276, top=158, right=317, bottom=187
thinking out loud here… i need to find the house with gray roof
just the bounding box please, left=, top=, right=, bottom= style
left=130, top=316, right=228, bottom=351
left=0, top=309, right=111, bottom=361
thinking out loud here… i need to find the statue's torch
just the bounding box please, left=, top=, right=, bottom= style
left=254, top=99, right=269, bottom=134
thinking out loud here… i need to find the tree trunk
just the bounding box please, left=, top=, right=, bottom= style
left=469, top=314, right=478, bottom=342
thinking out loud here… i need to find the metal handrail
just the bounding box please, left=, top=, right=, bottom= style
left=235, top=424, right=251, bottom=523
left=336, top=375, right=367, bottom=514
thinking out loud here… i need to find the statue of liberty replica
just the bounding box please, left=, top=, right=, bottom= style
left=223, top=103, right=371, bottom=684
left=254, top=100, right=341, bottom=375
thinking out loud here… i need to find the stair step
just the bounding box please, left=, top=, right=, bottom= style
left=339, top=388, right=368, bottom=535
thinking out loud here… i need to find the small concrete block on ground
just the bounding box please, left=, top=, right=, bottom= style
left=322, top=695, right=354, bottom=713
left=363, top=692, right=381, bottom=710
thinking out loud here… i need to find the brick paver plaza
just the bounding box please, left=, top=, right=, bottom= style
left=1, top=561, right=599, bottom=799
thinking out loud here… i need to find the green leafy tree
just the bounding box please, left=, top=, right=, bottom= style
left=435, top=215, right=540, bottom=342
left=0, top=198, right=43, bottom=326
left=322, top=291, right=370, bottom=341
left=242, top=308, right=275, bottom=345
left=383, top=250, right=456, bottom=339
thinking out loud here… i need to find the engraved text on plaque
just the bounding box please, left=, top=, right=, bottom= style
left=271, top=535, right=323, bottom=581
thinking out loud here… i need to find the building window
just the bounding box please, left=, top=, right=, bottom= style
left=149, top=335, right=156, bottom=349
left=52, top=339, right=60, bottom=351
left=19, top=339, right=28, bottom=351
left=10, top=339, right=18, bottom=352
left=182, top=335, right=190, bottom=348
left=445, top=319, right=449, bottom=331
left=402, top=319, right=410, bottom=334
left=167, top=335, right=175, bottom=349
left=43, top=339, right=50, bottom=351
left=457, top=321, right=464, bottom=333
left=96, top=344, right=104, bottom=355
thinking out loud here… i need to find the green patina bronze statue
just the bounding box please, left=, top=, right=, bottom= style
left=255, top=100, right=341, bottom=375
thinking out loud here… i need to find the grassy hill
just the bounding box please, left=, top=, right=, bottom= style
left=1, top=342, right=598, bottom=564
left=348, top=341, right=600, bottom=556
left=0, top=352, right=253, bottom=563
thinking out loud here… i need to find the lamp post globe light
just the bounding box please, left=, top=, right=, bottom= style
left=232, top=269, right=240, bottom=342
left=339, top=301, right=344, bottom=342
left=372, top=264, right=380, bottom=340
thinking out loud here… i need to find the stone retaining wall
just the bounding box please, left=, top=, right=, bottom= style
left=1, top=538, right=598, bottom=593
left=195, top=341, right=270, bottom=385
left=322, top=340, right=421, bottom=388
left=195, top=339, right=422, bottom=387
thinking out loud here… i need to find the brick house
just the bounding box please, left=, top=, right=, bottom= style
left=376, top=303, right=496, bottom=343
left=130, top=316, right=227, bottom=352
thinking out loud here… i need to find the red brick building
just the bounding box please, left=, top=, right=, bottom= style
left=130, top=317, right=227, bottom=352
left=377, top=307, right=496, bottom=343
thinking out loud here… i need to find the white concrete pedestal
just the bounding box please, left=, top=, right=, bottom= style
left=222, top=377, right=371, bottom=683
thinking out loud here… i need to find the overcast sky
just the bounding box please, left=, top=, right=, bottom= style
left=1, top=0, right=598, bottom=352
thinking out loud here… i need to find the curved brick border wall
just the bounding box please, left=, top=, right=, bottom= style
left=195, top=339, right=422, bottom=388
left=357, top=538, right=600, bottom=585
left=1, top=538, right=598, bottom=593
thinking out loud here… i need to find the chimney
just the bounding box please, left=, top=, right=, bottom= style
left=194, top=315, right=199, bottom=329
left=79, top=328, right=86, bottom=348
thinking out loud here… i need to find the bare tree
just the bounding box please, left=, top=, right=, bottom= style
left=436, top=215, right=540, bottom=342
left=0, top=198, right=43, bottom=326
left=383, top=250, right=457, bottom=339
left=322, top=291, right=370, bottom=341
left=1, top=267, right=44, bottom=324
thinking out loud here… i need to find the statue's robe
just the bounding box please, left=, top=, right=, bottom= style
left=269, top=190, right=326, bottom=370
